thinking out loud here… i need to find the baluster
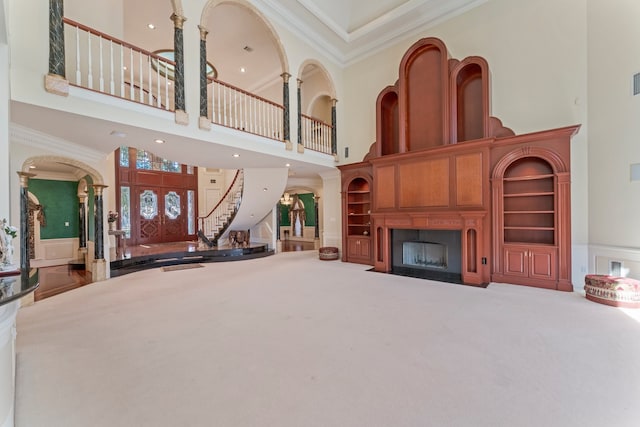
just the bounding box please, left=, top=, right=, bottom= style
left=109, top=40, right=115, bottom=94
left=223, top=85, right=228, bottom=126
left=120, top=47, right=125, bottom=97
left=129, top=49, right=134, bottom=100
left=147, top=55, right=152, bottom=106
left=164, top=62, right=169, bottom=109
left=139, top=52, right=144, bottom=103
left=75, top=26, right=81, bottom=85
left=156, top=58, right=161, bottom=108
left=99, top=35, right=104, bottom=92
left=87, top=33, right=93, bottom=89
left=234, top=89, right=238, bottom=129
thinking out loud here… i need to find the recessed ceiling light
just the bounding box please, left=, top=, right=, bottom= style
left=110, top=130, right=127, bottom=138
left=29, top=165, right=36, bottom=169
left=154, top=139, right=165, bottom=144
left=240, top=67, right=246, bottom=73
left=263, top=188, right=268, bottom=192
left=285, top=163, right=290, bottom=167
left=123, top=66, right=127, bottom=70
left=147, top=24, right=155, bottom=29
left=232, top=153, right=240, bottom=158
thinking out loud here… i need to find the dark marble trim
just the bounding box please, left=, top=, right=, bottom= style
left=0, top=269, right=39, bottom=307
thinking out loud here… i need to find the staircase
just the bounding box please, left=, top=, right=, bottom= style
left=198, top=170, right=244, bottom=247
left=197, top=168, right=290, bottom=248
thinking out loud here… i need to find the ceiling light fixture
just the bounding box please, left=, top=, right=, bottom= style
left=285, top=163, right=290, bottom=167
left=243, top=46, right=253, bottom=52
left=240, top=67, right=246, bottom=73
left=29, top=165, right=36, bottom=169
left=147, top=24, right=155, bottom=30
left=154, top=139, right=165, bottom=144
left=232, top=153, right=240, bottom=158
left=110, top=130, right=127, bottom=138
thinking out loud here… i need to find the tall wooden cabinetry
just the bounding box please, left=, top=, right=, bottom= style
left=502, top=158, right=557, bottom=281
left=338, top=163, right=373, bottom=265
left=491, top=143, right=574, bottom=292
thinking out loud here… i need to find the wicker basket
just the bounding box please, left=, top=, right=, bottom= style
left=318, top=246, right=339, bottom=261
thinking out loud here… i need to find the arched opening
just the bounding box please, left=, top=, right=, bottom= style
left=298, top=61, right=336, bottom=154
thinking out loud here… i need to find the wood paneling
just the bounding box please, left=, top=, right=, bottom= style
left=399, top=158, right=449, bottom=207
left=456, top=153, right=483, bottom=206
left=374, top=165, right=396, bottom=209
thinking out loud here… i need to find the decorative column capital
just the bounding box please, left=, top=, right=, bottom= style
left=281, top=72, right=291, bottom=83
left=16, top=172, right=37, bottom=188
left=313, top=194, right=320, bottom=203
left=297, top=78, right=303, bottom=88
left=171, top=13, right=187, bottom=29
left=331, top=98, right=338, bottom=107
left=198, top=25, right=209, bottom=40
left=92, top=184, right=108, bottom=196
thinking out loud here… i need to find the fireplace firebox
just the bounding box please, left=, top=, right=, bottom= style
left=391, top=229, right=462, bottom=283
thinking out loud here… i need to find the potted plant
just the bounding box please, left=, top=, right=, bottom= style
left=108, top=211, right=118, bottom=231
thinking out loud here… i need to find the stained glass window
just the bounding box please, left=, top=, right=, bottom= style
left=165, top=191, right=181, bottom=219
left=120, top=186, right=131, bottom=238
left=136, top=150, right=152, bottom=170
left=187, top=190, right=195, bottom=234
left=140, top=190, right=158, bottom=220
left=119, top=146, right=130, bottom=167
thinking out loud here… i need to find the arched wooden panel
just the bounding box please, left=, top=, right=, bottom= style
left=376, top=87, right=400, bottom=156
left=399, top=38, right=449, bottom=152
left=451, top=57, right=490, bottom=143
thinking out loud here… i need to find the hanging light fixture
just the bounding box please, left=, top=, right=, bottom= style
left=280, top=192, right=292, bottom=205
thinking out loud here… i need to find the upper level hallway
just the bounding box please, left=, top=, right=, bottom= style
left=7, top=0, right=342, bottom=182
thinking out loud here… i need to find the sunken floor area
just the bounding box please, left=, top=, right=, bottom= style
left=16, top=251, right=640, bottom=427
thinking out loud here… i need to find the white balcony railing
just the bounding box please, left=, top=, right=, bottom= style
left=208, top=77, right=284, bottom=142
left=63, top=18, right=175, bottom=111
left=301, top=114, right=333, bottom=154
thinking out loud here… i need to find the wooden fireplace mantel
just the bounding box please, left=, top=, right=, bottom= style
left=339, top=36, right=580, bottom=291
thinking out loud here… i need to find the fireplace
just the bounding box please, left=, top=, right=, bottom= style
left=391, top=229, right=462, bottom=283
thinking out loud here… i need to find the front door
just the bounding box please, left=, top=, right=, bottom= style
left=136, top=187, right=187, bottom=244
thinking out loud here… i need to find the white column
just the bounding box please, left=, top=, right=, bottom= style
left=319, top=169, right=342, bottom=249
left=0, top=300, right=19, bottom=427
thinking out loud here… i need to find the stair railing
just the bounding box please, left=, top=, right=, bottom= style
left=198, top=170, right=244, bottom=243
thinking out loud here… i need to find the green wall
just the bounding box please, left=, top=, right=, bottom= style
left=279, top=193, right=316, bottom=227
left=29, top=179, right=79, bottom=239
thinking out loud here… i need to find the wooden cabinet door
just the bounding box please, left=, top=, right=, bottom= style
left=347, top=237, right=372, bottom=264
left=529, top=246, right=557, bottom=280
left=504, top=246, right=528, bottom=277
left=503, top=244, right=557, bottom=281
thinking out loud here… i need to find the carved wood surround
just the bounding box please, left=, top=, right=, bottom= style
left=339, top=37, right=580, bottom=290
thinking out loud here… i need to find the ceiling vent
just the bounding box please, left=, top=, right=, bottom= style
left=634, top=72, right=640, bottom=95
left=243, top=45, right=253, bottom=53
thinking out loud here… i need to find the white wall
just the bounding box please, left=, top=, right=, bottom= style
left=587, top=0, right=640, bottom=280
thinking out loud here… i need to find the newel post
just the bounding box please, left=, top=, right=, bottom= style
left=171, top=13, right=188, bottom=125
left=297, top=79, right=304, bottom=153
left=45, top=0, right=69, bottom=95
left=331, top=98, right=338, bottom=160
left=198, top=25, right=210, bottom=130
left=281, top=73, right=291, bottom=150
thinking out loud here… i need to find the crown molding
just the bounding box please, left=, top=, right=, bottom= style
left=10, top=123, right=105, bottom=165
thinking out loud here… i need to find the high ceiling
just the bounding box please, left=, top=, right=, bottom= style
left=262, top=0, right=487, bottom=64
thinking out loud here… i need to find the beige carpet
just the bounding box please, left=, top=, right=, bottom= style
left=15, top=251, right=640, bottom=427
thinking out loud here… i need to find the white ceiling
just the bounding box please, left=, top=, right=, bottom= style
left=262, top=0, right=487, bottom=64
